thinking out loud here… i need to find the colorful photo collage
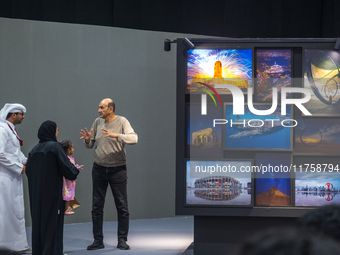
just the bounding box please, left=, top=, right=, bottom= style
left=293, top=49, right=340, bottom=206
left=185, top=48, right=340, bottom=207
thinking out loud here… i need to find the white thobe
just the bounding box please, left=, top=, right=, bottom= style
left=0, top=121, right=29, bottom=251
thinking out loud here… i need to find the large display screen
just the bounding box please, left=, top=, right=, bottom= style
left=176, top=39, right=340, bottom=216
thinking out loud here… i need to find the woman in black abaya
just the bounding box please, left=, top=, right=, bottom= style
left=26, top=120, right=79, bottom=255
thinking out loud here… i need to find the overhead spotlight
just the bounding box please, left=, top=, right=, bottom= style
left=164, top=39, right=176, bottom=52
left=164, top=39, right=171, bottom=52
left=334, top=38, right=340, bottom=50
left=184, top=37, right=195, bottom=49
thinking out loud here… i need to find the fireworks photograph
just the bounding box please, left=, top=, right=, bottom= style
left=187, top=49, right=252, bottom=93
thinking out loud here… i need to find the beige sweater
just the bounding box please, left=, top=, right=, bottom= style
left=85, top=116, right=138, bottom=167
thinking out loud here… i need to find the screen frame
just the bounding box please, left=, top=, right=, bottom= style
left=176, top=38, right=339, bottom=217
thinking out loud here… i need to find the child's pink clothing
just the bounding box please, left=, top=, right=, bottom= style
left=63, top=156, right=79, bottom=201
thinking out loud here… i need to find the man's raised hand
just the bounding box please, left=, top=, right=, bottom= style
left=80, top=128, right=93, bottom=143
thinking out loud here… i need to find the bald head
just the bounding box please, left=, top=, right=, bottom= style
left=101, top=98, right=115, bottom=113
left=98, top=98, right=116, bottom=121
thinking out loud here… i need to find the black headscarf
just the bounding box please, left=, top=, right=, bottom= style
left=38, top=120, right=57, bottom=143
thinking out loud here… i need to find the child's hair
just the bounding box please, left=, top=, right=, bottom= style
left=60, top=140, right=73, bottom=153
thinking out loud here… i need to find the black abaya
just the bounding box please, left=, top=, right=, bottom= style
left=26, top=121, right=79, bottom=255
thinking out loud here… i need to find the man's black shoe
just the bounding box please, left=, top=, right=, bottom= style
left=87, top=241, right=105, bottom=250
left=117, top=240, right=130, bottom=250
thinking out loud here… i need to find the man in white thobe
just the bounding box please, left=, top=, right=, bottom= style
left=0, top=103, right=31, bottom=254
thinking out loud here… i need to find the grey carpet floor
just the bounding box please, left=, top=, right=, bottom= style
left=26, top=217, right=194, bottom=255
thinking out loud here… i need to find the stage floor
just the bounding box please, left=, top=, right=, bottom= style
left=26, top=217, right=194, bottom=255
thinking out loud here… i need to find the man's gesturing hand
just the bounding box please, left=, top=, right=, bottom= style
left=80, top=128, right=94, bottom=143
left=101, top=127, right=118, bottom=139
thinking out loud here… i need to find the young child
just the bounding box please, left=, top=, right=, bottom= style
left=61, top=140, right=83, bottom=215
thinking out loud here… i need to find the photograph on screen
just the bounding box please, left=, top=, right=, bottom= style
left=254, top=152, right=291, bottom=206
left=187, top=104, right=222, bottom=158
left=224, top=104, right=292, bottom=150
left=255, top=49, right=291, bottom=101
left=187, top=49, right=252, bottom=94
left=295, top=170, right=340, bottom=206
left=186, top=160, right=252, bottom=206
left=294, top=118, right=340, bottom=155
left=303, top=49, right=340, bottom=116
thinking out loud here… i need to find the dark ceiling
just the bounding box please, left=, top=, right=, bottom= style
left=0, top=0, right=339, bottom=38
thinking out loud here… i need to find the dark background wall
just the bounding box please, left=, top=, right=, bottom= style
left=0, top=17, right=209, bottom=226
left=0, top=0, right=339, bottom=38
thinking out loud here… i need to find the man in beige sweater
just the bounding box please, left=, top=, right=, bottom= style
left=80, top=98, right=138, bottom=251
